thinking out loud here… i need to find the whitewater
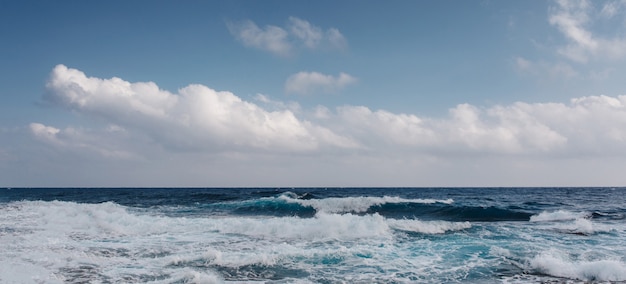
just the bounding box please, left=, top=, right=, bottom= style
left=1, top=187, right=625, bottom=283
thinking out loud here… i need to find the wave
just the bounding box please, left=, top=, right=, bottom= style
left=529, top=210, right=589, bottom=222
left=166, top=269, right=223, bottom=284
left=529, top=210, right=615, bottom=235
left=4, top=200, right=469, bottom=242
left=200, top=213, right=471, bottom=241
left=212, top=213, right=394, bottom=241
left=2, top=197, right=623, bottom=283
left=212, top=192, right=531, bottom=222
left=4, top=191, right=534, bottom=222
left=1, top=199, right=473, bottom=283
left=2, top=200, right=175, bottom=237
left=278, top=192, right=453, bottom=213
left=389, top=203, right=532, bottom=222
left=213, top=192, right=455, bottom=218
left=529, top=251, right=626, bottom=282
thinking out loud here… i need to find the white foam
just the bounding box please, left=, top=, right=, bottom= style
left=530, top=251, right=626, bottom=281
left=5, top=200, right=400, bottom=243
left=165, top=268, right=223, bottom=284
left=529, top=210, right=615, bottom=235
left=0, top=201, right=202, bottom=282
left=3, top=199, right=622, bottom=283
left=168, top=247, right=282, bottom=269
left=529, top=210, right=588, bottom=222
left=6, top=200, right=169, bottom=237
left=278, top=193, right=454, bottom=213
left=0, top=260, right=64, bottom=284
left=0, top=200, right=406, bottom=282
left=551, top=218, right=616, bottom=235
left=387, top=219, right=471, bottom=234
left=208, top=212, right=393, bottom=241
left=488, top=246, right=511, bottom=258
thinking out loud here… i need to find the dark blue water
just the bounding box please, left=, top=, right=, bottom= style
left=1, top=187, right=625, bottom=283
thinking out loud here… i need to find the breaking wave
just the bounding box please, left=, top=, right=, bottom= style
left=213, top=192, right=532, bottom=221
left=530, top=210, right=589, bottom=222
left=1, top=187, right=625, bottom=283
left=529, top=210, right=616, bottom=235
left=529, top=251, right=626, bottom=282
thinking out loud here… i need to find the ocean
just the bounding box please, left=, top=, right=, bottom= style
left=1, top=187, right=625, bottom=283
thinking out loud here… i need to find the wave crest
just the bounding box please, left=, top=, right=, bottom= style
left=529, top=210, right=615, bottom=235
left=530, top=251, right=626, bottom=281
left=277, top=192, right=454, bottom=214
left=530, top=210, right=589, bottom=222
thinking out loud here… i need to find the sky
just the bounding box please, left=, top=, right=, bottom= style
left=1, top=0, right=626, bottom=187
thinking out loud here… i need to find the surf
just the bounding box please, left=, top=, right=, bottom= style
left=1, top=187, right=625, bottom=283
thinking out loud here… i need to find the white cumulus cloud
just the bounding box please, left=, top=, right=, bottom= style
left=43, top=65, right=358, bottom=153
left=285, top=71, right=357, bottom=95
left=38, top=65, right=626, bottom=158
left=20, top=65, right=626, bottom=186
left=331, top=103, right=568, bottom=155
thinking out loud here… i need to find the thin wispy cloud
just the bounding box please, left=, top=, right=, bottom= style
left=284, top=71, right=357, bottom=95
left=226, top=20, right=292, bottom=57
left=549, top=0, right=626, bottom=63
left=514, top=0, right=626, bottom=81
left=288, top=17, right=348, bottom=50
left=514, top=56, right=579, bottom=79
left=227, top=17, right=347, bottom=57
left=599, top=0, right=626, bottom=18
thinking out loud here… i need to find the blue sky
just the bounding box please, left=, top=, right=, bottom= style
left=2, top=0, right=626, bottom=187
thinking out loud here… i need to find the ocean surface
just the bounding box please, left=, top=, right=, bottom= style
left=1, top=187, right=625, bottom=283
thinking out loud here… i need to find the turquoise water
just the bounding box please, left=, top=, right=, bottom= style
left=1, top=187, right=625, bottom=283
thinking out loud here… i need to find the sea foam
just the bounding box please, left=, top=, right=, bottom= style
left=530, top=210, right=615, bottom=235
left=277, top=193, right=453, bottom=214
left=2, top=187, right=625, bottom=283
left=208, top=212, right=393, bottom=241
left=530, top=251, right=626, bottom=281
left=387, top=219, right=471, bottom=234
left=529, top=210, right=588, bottom=222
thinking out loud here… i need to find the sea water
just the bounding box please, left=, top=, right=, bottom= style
left=0, top=187, right=625, bottom=283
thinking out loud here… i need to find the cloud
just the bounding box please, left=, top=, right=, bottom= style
left=30, top=123, right=61, bottom=145
left=288, top=16, right=323, bottom=49
left=228, top=17, right=347, bottom=56
left=39, top=65, right=626, bottom=158
left=515, top=57, right=532, bottom=71
left=43, top=65, right=358, bottom=153
left=287, top=17, right=347, bottom=50
left=549, top=0, right=626, bottom=62
left=514, top=56, right=579, bottom=79
left=331, top=103, right=568, bottom=155
left=326, top=28, right=348, bottom=50
left=285, top=71, right=357, bottom=95
left=226, top=20, right=292, bottom=57
left=600, top=0, right=626, bottom=18
left=329, top=95, right=626, bottom=157
left=19, top=65, right=626, bottom=186
left=29, top=122, right=138, bottom=159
